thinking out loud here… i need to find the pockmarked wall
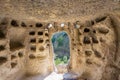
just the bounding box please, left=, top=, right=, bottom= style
left=0, top=13, right=120, bottom=80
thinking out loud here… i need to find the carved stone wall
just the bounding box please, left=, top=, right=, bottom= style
left=0, top=13, right=120, bottom=80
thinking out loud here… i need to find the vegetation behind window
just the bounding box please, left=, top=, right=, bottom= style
left=51, top=32, right=70, bottom=65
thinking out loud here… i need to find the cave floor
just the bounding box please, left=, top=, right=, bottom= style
left=23, top=72, right=64, bottom=80
left=23, top=72, right=79, bottom=80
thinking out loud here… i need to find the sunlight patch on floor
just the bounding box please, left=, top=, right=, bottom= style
left=44, top=72, right=64, bottom=80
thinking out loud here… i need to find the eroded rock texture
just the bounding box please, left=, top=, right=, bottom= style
left=0, top=0, right=120, bottom=80
left=0, top=14, right=120, bottom=80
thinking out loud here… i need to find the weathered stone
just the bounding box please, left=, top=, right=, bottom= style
left=0, top=3, right=119, bottom=79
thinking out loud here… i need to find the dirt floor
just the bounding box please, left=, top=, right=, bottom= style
left=0, top=0, right=120, bottom=22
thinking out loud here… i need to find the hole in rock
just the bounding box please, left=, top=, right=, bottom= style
left=11, top=55, right=16, bottom=60
left=29, top=54, right=36, bottom=59
left=11, top=20, right=19, bottom=27
left=0, top=57, right=7, bottom=65
left=30, top=46, right=36, bottom=51
left=11, top=62, right=17, bottom=68
left=38, top=31, right=43, bottom=35
left=0, top=18, right=8, bottom=25
left=83, top=36, right=91, bottom=44
left=95, top=16, right=107, bottom=23
left=91, top=20, right=94, bottom=25
left=18, top=52, right=23, bottom=57
left=46, top=44, right=50, bottom=47
left=51, top=31, right=70, bottom=74
left=92, top=36, right=99, bottom=43
left=39, top=38, right=44, bottom=43
left=46, top=39, right=49, bottom=43
left=72, top=39, right=74, bottom=41
left=93, top=29, right=96, bottom=33
left=86, top=59, right=92, bottom=64
left=100, top=37, right=106, bottom=42
left=29, top=31, right=35, bottom=35
left=0, top=31, right=6, bottom=39
left=85, top=50, right=92, bottom=56
left=30, top=38, right=36, bottom=43
left=29, top=25, right=33, bottom=27
left=84, top=28, right=90, bottom=32
left=36, top=23, right=43, bottom=27
left=45, top=33, right=49, bottom=36
left=39, top=46, right=44, bottom=52
left=0, top=45, right=5, bottom=51
left=94, top=50, right=102, bottom=58
left=21, top=22, right=27, bottom=27
left=10, top=41, right=24, bottom=51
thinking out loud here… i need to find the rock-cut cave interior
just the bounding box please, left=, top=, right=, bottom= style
left=0, top=0, right=120, bottom=80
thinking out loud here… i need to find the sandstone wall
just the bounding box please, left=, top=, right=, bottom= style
left=0, top=0, right=120, bottom=21
left=0, top=13, right=120, bottom=80
left=0, top=18, right=26, bottom=80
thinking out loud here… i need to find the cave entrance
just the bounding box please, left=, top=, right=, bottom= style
left=51, top=31, right=70, bottom=74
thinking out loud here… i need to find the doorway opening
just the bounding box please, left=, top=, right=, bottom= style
left=51, top=31, right=70, bottom=74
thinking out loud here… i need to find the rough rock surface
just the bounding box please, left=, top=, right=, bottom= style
left=0, top=0, right=120, bottom=21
